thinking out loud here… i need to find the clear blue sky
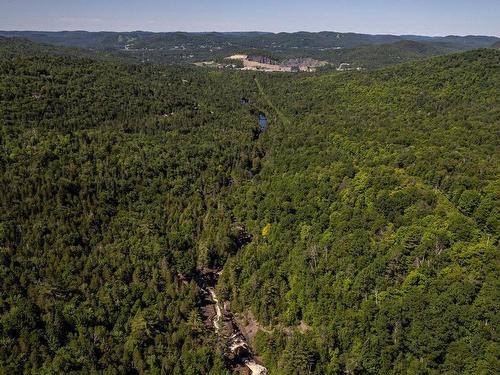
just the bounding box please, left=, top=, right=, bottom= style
left=1, top=0, right=499, bottom=36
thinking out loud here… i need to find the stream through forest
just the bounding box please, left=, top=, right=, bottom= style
left=191, top=103, right=269, bottom=374
left=194, top=269, right=268, bottom=375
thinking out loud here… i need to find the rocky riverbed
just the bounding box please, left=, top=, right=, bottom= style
left=195, top=269, right=268, bottom=375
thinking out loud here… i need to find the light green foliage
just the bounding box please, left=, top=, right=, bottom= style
left=222, top=49, right=500, bottom=373
left=0, top=38, right=499, bottom=374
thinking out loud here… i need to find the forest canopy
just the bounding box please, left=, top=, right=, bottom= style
left=0, top=38, right=499, bottom=374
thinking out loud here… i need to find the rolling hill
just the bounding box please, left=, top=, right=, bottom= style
left=0, top=37, right=498, bottom=374
left=1, top=30, right=498, bottom=68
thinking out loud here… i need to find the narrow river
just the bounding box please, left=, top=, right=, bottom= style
left=196, top=270, right=268, bottom=375
left=258, top=113, right=268, bottom=131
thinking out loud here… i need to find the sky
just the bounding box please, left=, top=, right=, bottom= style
left=1, top=0, right=499, bottom=36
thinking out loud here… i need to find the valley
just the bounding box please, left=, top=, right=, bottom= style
left=0, top=32, right=498, bottom=374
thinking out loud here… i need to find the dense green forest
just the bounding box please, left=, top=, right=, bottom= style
left=219, top=49, right=499, bottom=374
left=0, top=38, right=499, bottom=374
left=0, top=41, right=264, bottom=373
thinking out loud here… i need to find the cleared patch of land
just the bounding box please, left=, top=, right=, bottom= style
left=223, top=54, right=328, bottom=72
left=226, top=54, right=291, bottom=72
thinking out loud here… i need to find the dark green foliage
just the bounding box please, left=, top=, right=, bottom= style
left=1, top=39, right=499, bottom=374
left=221, top=49, right=500, bottom=374
left=319, top=40, right=464, bottom=69
left=0, top=44, right=262, bottom=373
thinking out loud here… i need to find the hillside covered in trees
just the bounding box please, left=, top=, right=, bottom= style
left=0, top=38, right=499, bottom=374
left=1, top=30, right=497, bottom=51
left=1, top=31, right=499, bottom=68
left=220, top=49, right=499, bottom=374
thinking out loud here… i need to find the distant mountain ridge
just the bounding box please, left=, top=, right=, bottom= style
left=1, top=31, right=498, bottom=69
left=0, top=30, right=498, bottom=50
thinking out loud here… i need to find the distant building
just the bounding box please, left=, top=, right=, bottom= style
left=337, top=63, right=351, bottom=71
